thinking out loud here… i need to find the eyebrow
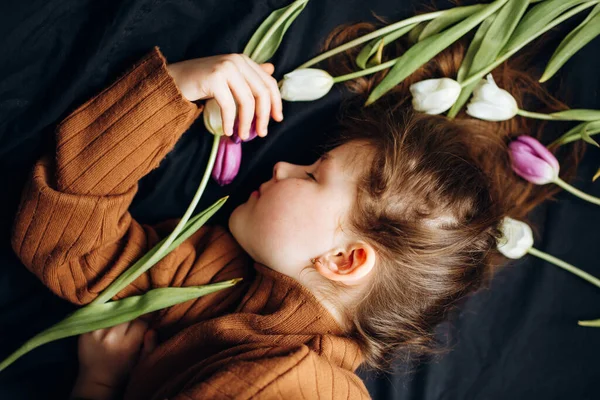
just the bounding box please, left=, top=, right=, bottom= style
left=319, top=153, right=331, bottom=162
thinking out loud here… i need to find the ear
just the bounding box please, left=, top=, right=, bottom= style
left=313, top=242, right=376, bottom=285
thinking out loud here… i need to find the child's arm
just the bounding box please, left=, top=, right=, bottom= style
left=11, top=48, right=281, bottom=332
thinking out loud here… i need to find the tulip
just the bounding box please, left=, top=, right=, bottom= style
left=203, top=99, right=225, bottom=136
left=280, top=69, right=334, bottom=101
left=212, top=136, right=242, bottom=186
left=231, top=119, right=258, bottom=144
left=497, top=217, right=534, bottom=259
left=204, top=99, right=259, bottom=142
left=204, top=99, right=259, bottom=185
left=498, top=217, right=600, bottom=295
left=509, top=135, right=600, bottom=206
left=409, top=77, right=461, bottom=114
left=466, top=74, right=518, bottom=121
left=509, top=136, right=559, bottom=185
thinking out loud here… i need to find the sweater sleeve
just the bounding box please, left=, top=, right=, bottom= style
left=170, top=346, right=371, bottom=400
left=11, top=47, right=251, bottom=332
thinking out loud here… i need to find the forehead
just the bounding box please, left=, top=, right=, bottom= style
left=325, top=141, right=371, bottom=179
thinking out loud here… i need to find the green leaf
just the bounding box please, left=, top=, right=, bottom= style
left=540, top=4, right=600, bottom=82
left=457, top=14, right=497, bottom=83
left=0, top=279, right=241, bottom=372
left=92, top=196, right=228, bottom=305
left=580, top=121, right=600, bottom=147
left=447, top=15, right=497, bottom=118
left=368, top=38, right=386, bottom=67
left=355, top=23, right=417, bottom=69
left=550, top=109, right=600, bottom=121
left=551, top=120, right=600, bottom=146
left=298, top=9, right=446, bottom=69
left=408, top=22, right=427, bottom=43
left=469, top=0, right=530, bottom=73
left=447, top=0, right=529, bottom=118
left=503, top=0, right=590, bottom=53
left=418, top=4, right=487, bottom=41
left=578, top=318, right=600, bottom=327
left=366, top=0, right=509, bottom=106
left=243, top=0, right=309, bottom=63
left=459, top=2, right=598, bottom=90
left=593, top=167, right=600, bottom=182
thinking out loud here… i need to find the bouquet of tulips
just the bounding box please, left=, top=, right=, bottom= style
left=3, top=0, right=600, bottom=372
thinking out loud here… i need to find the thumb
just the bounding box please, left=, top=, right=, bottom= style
left=140, top=330, right=158, bottom=361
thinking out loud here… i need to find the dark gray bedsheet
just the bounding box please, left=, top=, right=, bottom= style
left=1, top=0, right=598, bottom=398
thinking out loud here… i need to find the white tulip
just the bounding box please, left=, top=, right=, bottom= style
left=409, top=78, right=461, bottom=115
left=467, top=74, right=518, bottom=121
left=203, top=99, right=225, bottom=136
left=279, top=69, right=334, bottom=101
left=497, top=217, right=534, bottom=259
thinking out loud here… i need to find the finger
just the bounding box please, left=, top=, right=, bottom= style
left=126, top=319, right=148, bottom=340
left=248, top=59, right=283, bottom=124
left=232, top=58, right=271, bottom=137
left=212, top=85, right=237, bottom=136
left=238, top=56, right=282, bottom=134
left=107, top=321, right=131, bottom=340
left=91, top=328, right=107, bottom=340
left=140, top=330, right=158, bottom=361
left=243, top=56, right=283, bottom=124
left=259, top=63, right=275, bottom=75
left=227, top=72, right=255, bottom=140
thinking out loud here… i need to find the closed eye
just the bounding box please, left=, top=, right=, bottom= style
left=305, top=172, right=317, bottom=182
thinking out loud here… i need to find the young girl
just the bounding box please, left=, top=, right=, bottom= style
left=12, top=22, right=577, bottom=400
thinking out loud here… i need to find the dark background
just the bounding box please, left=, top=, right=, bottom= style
left=1, top=0, right=599, bottom=399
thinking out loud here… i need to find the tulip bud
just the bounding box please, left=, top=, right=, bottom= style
left=466, top=74, right=518, bottom=121
left=509, top=136, right=559, bottom=185
left=280, top=69, right=334, bottom=101
left=203, top=99, right=258, bottom=143
left=203, top=99, right=225, bottom=136
left=231, top=120, right=258, bottom=144
left=212, top=136, right=242, bottom=186
left=409, top=78, right=461, bottom=115
left=497, top=217, right=534, bottom=259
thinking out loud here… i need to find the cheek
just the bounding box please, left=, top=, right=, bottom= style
left=231, top=184, right=341, bottom=266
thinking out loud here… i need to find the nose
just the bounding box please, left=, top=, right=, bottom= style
left=273, top=161, right=301, bottom=181
left=272, top=161, right=287, bottom=181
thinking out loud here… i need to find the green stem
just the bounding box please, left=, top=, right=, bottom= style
left=332, top=58, right=398, bottom=83
left=551, top=127, right=600, bottom=146
left=92, top=134, right=221, bottom=305
left=578, top=319, right=600, bottom=327
left=460, top=1, right=599, bottom=88
left=553, top=177, right=600, bottom=206
left=250, top=0, right=307, bottom=60
left=527, top=247, right=600, bottom=288
left=297, top=10, right=445, bottom=69
left=517, top=109, right=558, bottom=120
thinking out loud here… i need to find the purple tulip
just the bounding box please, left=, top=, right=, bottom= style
left=230, top=119, right=258, bottom=144
left=508, top=136, right=559, bottom=185
left=211, top=119, right=260, bottom=186
left=212, top=136, right=242, bottom=186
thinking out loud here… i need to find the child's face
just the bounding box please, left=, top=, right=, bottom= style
left=229, top=141, right=369, bottom=277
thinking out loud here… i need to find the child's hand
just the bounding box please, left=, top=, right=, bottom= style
left=70, top=320, right=157, bottom=400
left=166, top=54, right=283, bottom=139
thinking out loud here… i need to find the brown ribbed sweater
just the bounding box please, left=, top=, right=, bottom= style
left=11, top=48, right=370, bottom=399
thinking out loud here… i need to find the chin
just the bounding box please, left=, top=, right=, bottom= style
left=228, top=205, right=243, bottom=242
left=228, top=204, right=257, bottom=259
